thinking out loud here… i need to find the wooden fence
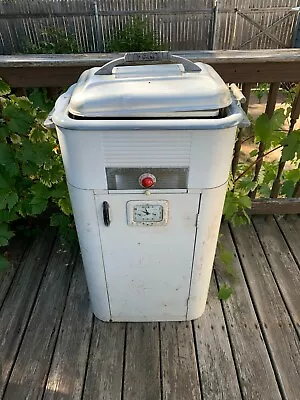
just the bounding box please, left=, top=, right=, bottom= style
left=1, top=49, right=300, bottom=213
left=0, top=0, right=299, bottom=54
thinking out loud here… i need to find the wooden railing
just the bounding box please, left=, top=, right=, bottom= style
left=1, top=49, right=300, bottom=213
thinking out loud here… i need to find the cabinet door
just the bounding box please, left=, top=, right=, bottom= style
left=95, top=193, right=200, bottom=321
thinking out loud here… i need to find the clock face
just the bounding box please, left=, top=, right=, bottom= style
left=127, top=200, right=169, bottom=226
left=133, top=204, right=163, bottom=223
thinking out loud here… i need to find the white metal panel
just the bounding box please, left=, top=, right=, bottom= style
left=95, top=192, right=200, bottom=321
left=67, top=184, right=111, bottom=321
left=102, top=131, right=192, bottom=167
left=56, top=127, right=108, bottom=190
left=187, top=183, right=228, bottom=320
left=188, top=126, right=236, bottom=189
left=57, top=126, right=236, bottom=190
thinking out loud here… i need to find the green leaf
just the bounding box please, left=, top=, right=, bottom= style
left=0, top=171, right=11, bottom=189
left=10, top=133, right=22, bottom=144
left=58, top=196, right=72, bottom=216
left=50, top=213, right=77, bottom=244
left=254, top=113, right=271, bottom=143
left=262, top=161, right=278, bottom=184
left=281, top=130, right=300, bottom=162
left=4, top=162, right=19, bottom=178
left=218, top=284, right=233, bottom=301
left=238, top=195, right=252, bottom=209
left=9, top=95, right=33, bottom=111
left=218, top=248, right=236, bottom=279
left=6, top=192, right=18, bottom=210
left=7, top=117, right=33, bottom=135
left=38, top=164, right=65, bottom=187
left=223, top=192, right=238, bottom=220
left=230, top=213, right=250, bottom=227
left=254, top=109, right=286, bottom=148
left=284, top=168, right=300, bottom=183
left=51, top=182, right=68, bottom=198
left=28, top=88, right=54, bottom=113
left=257, top=165, right=266, bottom=186
left=259, top=183, right=271, bottom=198
left=29, top=127, right=47, bottom=143
left=227, top=171, right=234, bottom=191
left=0, top=143, right=14, bottom=164
left=219, top=249, right=233, bottom=267
left=0, top=254, right=9, bottom=270
left=30, top=182, right=51, bottom=199
left=22, top=161, right=39, bottom=176
left=249, top=149, right=258, bottom=157
left=270, top=108, right=286, bottom=131
left=0, top=190, right=18, bottom=210
left=0, top=79, right=11, bottom=96
left=0, top=223, right=14, bottom=246
left=237, top=176, right=257, bottom=193
left=2, top=103, right=34, bottom=134
left=30, top=196, right=48, bottom=215
left=18, top=198, right=33, bottom=217
left=281, top=180, right=296, bottom=198
left=0, top=209, right=18, bottom=223
left=0, top=126, right=9, bottom=140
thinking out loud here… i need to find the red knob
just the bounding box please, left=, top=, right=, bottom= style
left=141, top=177, right=154, bottom=188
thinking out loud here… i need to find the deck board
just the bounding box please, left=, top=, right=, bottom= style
left=0, top=236, right=29, bottom=309
left=123, top=323, right=161, bottom=400
left=252, top=216, right=300, bottom=336
left=215, top=225, right=282, bottom=400
left=231, top=221, right=300, bottom=400
left=43, top=256, right=93, bottom=400
left=160, top=322, right=201, bottom=400
left=0, top=229, right=56, bottom=398
left=193, top=274, right=242, bottom=400
left=0, top=220, right=299, bottom=400
left=276, top=215, right=300, bottom=266
left=82, top=321, right=126, bottom=400
left=3, top=238, right=77, bottom=400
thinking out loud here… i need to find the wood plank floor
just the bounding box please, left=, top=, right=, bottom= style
left=0, top=216, right=299, bottom=400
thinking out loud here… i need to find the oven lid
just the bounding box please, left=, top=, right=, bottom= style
left=67, top=53, right=232, bottom=118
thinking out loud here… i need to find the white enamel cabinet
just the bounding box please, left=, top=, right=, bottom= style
left=47, top=51, right=248, bottom=321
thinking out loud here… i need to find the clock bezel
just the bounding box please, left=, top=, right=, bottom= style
left=127, top=200, right=169, bottom=226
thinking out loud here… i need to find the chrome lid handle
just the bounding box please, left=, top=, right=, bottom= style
left=95, top=51, right=201, bottom=75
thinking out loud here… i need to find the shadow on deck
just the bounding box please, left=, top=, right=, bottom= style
left=0, top=216, right=300, bottom=400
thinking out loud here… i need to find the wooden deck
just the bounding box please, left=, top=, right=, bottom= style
left=0, top=215, right=300, bottom=400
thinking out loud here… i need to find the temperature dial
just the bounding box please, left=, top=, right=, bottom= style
left=139, top=173, right=156, bottom=188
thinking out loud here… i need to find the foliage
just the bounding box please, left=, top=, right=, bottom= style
left=223, top=191, right=251, bottom=226
left=253, top=83, right=270, bottom=104
left=218, top=284, right=233, bottom=301
left=219, top=84, right=300, bottom=299
left=22, top=28, right=79, bottom=54
left=0, top=79, right=75, bottom=268
left=232, top=93, right=300, bottom=201
left=254, top=109, right=286, bottom=148
left=106, top=18, right=164, bottom=52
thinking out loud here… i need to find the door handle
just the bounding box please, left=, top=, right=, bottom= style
left=102, top=201, right=111, bottom=226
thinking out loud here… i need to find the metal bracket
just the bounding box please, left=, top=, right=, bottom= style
left=44, top=107, right=55, bottom=129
